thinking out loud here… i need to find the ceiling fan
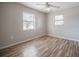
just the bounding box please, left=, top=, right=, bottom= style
left=37, top=2, right=60, bottom=9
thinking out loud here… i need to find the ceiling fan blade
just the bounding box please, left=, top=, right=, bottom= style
left=48, top=4, right=60, bottom=8
left=36, top=4, right=45, bottom=5
left=36, top=2, right=46, bottom=6
left=36, top=2, right=60, bottom=9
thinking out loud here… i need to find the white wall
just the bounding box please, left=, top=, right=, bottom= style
left=0, top=3, right=46, bottom=49
left=47, top=6, right=79, bottom=41
left=1, top=2, right=79, bottom=49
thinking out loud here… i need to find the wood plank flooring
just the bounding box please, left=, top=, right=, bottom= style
left=0, top=36, right=79, bottom=57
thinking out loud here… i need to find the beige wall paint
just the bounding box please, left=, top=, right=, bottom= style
left=0, top=3, right=3, bottom=47
left=47, top=6, right=79, bottom=41
left=0, top=3, right=46, bottom=49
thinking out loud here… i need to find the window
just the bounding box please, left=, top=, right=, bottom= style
left=55, top=15, right=64, bottom=25
left=23, top=12, right=35, bottom=31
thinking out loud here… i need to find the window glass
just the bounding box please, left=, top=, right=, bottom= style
left=23, top=12, right=35, bottom=31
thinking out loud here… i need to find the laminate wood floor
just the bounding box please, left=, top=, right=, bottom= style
left=0, top=36, right=79, bottom=57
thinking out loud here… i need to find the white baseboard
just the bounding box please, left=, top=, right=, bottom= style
left=1, top=34, right=79, bottom=50
left=0, top=34, right=45, bottom=50
left=47, top=34, right=79, bottom=42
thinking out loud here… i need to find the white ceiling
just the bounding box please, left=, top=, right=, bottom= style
left=19, top=2, right=79, bottom=13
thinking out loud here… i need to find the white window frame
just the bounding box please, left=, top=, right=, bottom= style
left=23, top=12, right=35, bottom=31
left=55, top=15, right=64, bottom=25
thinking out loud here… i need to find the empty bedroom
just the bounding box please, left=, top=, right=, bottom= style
left=0, top=2, right=79, bottom=57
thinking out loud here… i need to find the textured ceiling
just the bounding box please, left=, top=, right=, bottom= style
left=18, top=2, right=79, bottom=13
